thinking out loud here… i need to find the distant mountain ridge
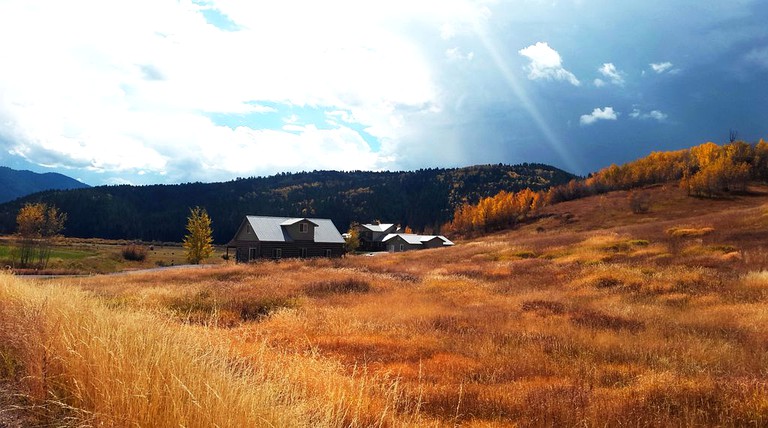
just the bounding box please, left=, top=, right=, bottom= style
left=0, top=163, right=576, bottom=242
left=0, top=166, right=90, bottom=203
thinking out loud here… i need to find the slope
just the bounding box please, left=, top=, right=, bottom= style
left=3, top=184, right=766, bottom=426
left=0, top=166, right=90, bottom=203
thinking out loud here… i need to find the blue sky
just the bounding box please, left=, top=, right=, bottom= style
left=0, top=0, right=766, bottom=185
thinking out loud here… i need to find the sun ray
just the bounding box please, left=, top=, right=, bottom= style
left=473, top=25, right=581, bottom=174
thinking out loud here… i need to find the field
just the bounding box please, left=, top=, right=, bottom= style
left=0, top=238, right=226, bottom=274
left=1, top=185, right=768, bottom=426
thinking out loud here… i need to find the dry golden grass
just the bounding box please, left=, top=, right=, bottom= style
left=2, top=185, right=768, bottom=426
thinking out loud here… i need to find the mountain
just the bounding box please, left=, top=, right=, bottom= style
left=0, top=163, right=576, bottom=243
left=0, top=166, right=90, bottom=203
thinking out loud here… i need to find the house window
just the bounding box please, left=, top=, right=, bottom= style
left=300, top=248, right=307, bottom=258
left=299, top=223, right=308, bottom=233
left=273, top=248, right=282, bottom=259
left=248, top=248, right=258, bottom=261
left=325, top=249, right=332, bottom=257
left=399, top=244, right=404, bottom=252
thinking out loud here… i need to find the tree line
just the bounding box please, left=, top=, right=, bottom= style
left=6, top=203, right=214, bottom=268
left=0, top=164, right=575, bottom=243
left=444, top=140, right=768, bottom=235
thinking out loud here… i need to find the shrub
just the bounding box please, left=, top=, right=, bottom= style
left=121, top=244, right=148, bottom=261
left=628, top=190, right=651, bottom=214
left=569, top=309, right=645, bottom=333
left=513, top=250, right=538, bottom=259
left=235, top=297, right=295, bottom=321
left=304, top=278, right=371, bottom=296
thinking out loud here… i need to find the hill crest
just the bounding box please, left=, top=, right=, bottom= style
left=0, top=166, right=90, bottom=204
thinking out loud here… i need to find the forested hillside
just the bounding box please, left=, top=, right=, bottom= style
left=445, top=140, right=768, bottom=235
left=0, top=164, right=574, bottom=243
left=0, top=166, right=90, bottom=203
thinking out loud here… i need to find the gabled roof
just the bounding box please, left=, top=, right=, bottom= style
left=361, top=223, right=396, bottom=233
left=383, top=233, right=423, bottom=245
left=238, top=216, right=345, bottom=244
left=280, top=218, right=319, bottom=227
left=382, top=233, right=454, bottom=246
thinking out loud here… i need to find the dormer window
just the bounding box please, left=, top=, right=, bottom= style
left=300, top=223, right=309, bottom=233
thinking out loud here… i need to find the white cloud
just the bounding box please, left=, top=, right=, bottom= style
left=0, top=0, right=492, bottom=183
left=597, top=63, right=624, bottom=86
left=105, top=177, right=136, bottom=186
left=446, top=47, right=475, bottom=62
left=745, top=47, right=768, bottom=69
left=650, top=62, right=674, bottom=73
left=518, top=42, right=581, bottom=86
left=593, top=78, right=606, bottom=87
left=630, top=108, right=668, bottom=122
left=580, top=107, right=618, bottom=125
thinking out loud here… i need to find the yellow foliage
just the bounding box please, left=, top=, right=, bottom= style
left=183, top=206, right=213, bottom=264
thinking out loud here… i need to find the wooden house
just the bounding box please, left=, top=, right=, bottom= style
left=382, top=233, right=454, bottom=252
left=357, top=223, right=400, bottom=251
left=356, top=222, right=454, bottom=253
left=226, top=216, right=345, bottom=262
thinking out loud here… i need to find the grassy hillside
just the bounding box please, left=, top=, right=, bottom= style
left=0, top=164, right=575, bottom=243
left=1, top=184, right=767, bottom=426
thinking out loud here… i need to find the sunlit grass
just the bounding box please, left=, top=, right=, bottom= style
left=2, top=185, right=768, bottom=425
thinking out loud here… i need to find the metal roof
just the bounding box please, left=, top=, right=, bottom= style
left=361, top=223, right=396, bottom=233
left=280, top=218, right=318, bottom=226
left=245, top=216, right=345, bottom=243
left=382, top=233, right=454, bottom=246
left=438, top=236, right=455, bottom=246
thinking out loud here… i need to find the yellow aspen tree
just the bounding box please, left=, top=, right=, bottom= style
left=183, top=206, right=214, bottom=264
left=15, top=202, right=66, bottom=268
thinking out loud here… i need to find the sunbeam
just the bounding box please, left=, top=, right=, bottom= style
left=473, top=25, right=581, bottom=174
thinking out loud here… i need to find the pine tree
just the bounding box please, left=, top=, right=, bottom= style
left=183, top=207, right=213, bottom=264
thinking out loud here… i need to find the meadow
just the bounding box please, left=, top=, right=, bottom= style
left=1, top=185, right=768, bottom=426
left=0, top=237, right=226, bottom=274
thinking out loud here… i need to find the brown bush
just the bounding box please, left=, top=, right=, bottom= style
left=303, top=278, right=371, bottom=296
left=121, top=244, right=148, bottom=261
left=628, top=190, right=651, bottom=214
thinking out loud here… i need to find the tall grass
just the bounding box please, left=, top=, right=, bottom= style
left=3, top=185, right=768, bottom=426
left=0, top=273, right=416, bottom=427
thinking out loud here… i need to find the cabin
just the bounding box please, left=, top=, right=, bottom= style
left=226, top=216, right=346, bottom=262
left=357, top=223, right=401, bottom=251
left=382, top=233, right=454, bottom=252
left=356, top=222, right=454, bottom=253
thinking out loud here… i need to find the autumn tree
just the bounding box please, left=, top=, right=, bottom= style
left=344, top=225, right=360, bottom=253
left=15, top=203, right=67, bottom=268
left=183, top=207, right=214, bottom=264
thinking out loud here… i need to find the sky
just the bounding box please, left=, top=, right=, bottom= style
left=1, top=0, right=767, bottom=186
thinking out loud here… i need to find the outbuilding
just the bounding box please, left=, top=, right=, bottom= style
left=382, top=233, right=454, bottom=252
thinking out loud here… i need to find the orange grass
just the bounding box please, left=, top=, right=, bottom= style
left=2, top=185, right=768, bottom=426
